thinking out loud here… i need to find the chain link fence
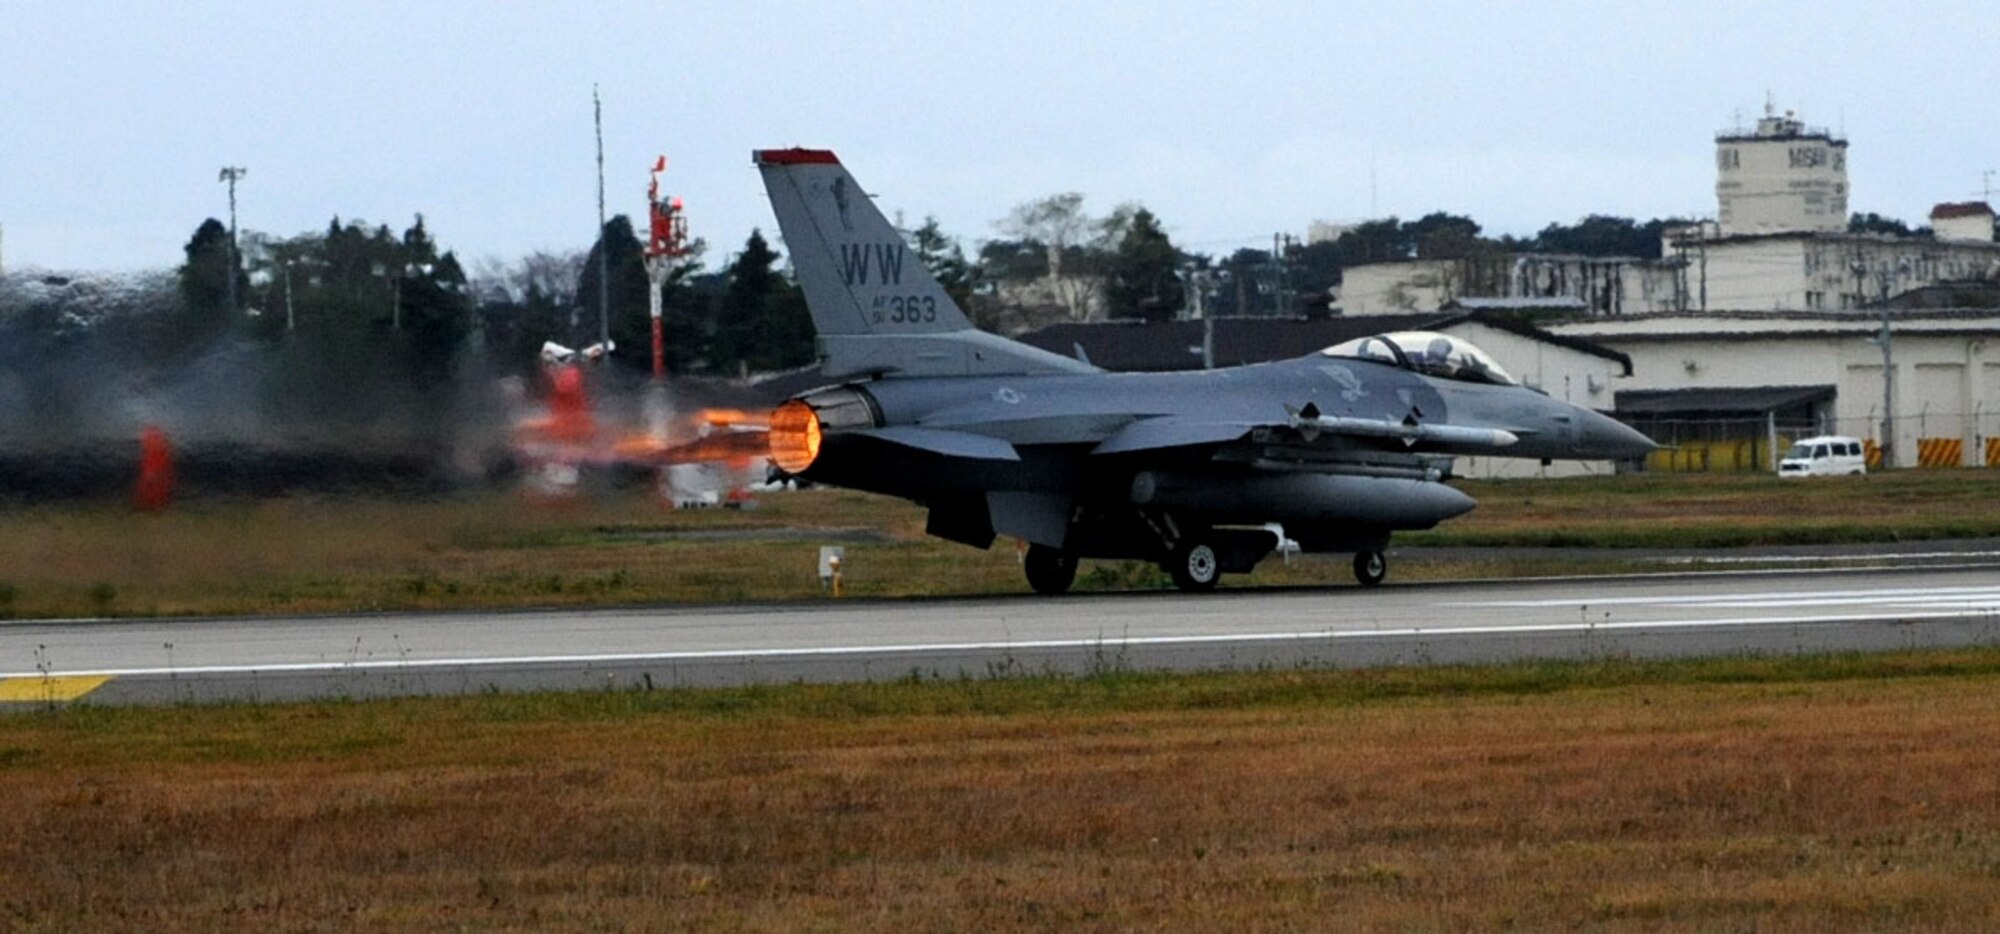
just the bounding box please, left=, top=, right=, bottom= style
left=1626, top=412, right=2000, bottom=472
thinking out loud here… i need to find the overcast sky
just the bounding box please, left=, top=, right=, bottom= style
left=4, top=1, right=1995, bottom=274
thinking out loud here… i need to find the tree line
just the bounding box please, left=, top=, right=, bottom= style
left=7, top=201, right=1952, bottom=395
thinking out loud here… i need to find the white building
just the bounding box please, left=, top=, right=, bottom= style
left=1339, top=254, right=1682, bottom=317
left=1934, top=202, right=1999, bottom=243
left=1713, top=106, right=1848, bottom=236
left=1553, top=311, right=2000, bottom=469
left=1336, top=104, right=2000, bottom=318
left=1306, top=220, right=1354, bottom=245
left=1674, top=228, right=2000, bottom=311
left=1670, top=105, right=1995, bottom=311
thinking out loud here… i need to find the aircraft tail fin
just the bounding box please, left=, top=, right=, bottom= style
left=754, top=148, right=1095, bottom=379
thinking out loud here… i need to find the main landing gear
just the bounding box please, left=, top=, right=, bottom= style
left=1023, top=544, right=1078, bottom=595
left=1019, top=526, right=1385, bottom=594
left=1168, top=537, right=1221, bottom=592
left=1353, top=549, right=1387, bottom=587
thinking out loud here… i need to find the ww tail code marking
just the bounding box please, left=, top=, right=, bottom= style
left=840, top=243, right=906, bottom=286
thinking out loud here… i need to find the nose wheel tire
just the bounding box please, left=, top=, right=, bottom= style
left=1353, top=550, right=1387, bottom=587
left=1169, top=539, right=1221, bottom=592
left=1024, top=544, right=1078, bottom=595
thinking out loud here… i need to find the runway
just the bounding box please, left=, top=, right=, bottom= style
left=5, top=563, right=2000, bottom=706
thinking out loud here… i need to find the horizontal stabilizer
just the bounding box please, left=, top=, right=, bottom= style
left=1092, top=418, right=1253, bottom=455
left=855, top=426, right=1020, bottom=461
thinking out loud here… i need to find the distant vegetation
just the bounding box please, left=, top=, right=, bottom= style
left=7, top=201, right=1898, bottom=392
left=0, top=199, right=1933, bottom=496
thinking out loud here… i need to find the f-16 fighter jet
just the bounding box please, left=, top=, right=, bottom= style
left=755, top=148, right=1655, bottom=593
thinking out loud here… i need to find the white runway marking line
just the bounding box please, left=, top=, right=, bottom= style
left=1449, top=585, right=2000, bottom=610
left=1654, top=550, right=2000, bottom=565
left=6, top=607, right=1996, bottom=681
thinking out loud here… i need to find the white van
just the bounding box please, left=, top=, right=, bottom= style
left=1777, top=435, right=1867, bottom=477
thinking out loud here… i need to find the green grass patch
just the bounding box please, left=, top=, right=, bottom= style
left=17, top=646, right=2000, bottom=751
left=1, top=472, right=1997, bottom=618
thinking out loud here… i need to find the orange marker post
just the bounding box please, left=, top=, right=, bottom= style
left=134, top=425, right=176, bottom=513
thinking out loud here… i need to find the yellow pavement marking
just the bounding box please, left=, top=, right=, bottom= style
left=0, top=675, right=114, bottom=702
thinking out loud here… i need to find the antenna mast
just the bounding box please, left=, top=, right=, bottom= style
left=218, top=166, right=247, bottom=313
left=593, top=85, right=609, bottom=349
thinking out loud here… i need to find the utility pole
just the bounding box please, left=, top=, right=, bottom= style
left=593, top=85, right=610, bottom=350
left=1697, top=236, right=1708, bottom=313
left=1272, top=233, right=1282, bottom=316
left=1877, top=281, right=1895, bottom=469
left=1673, top=234, right=1689, bottom=313
left=1864, top=257, right=1910, bottom=469
left=218, top=166, right=247, bottom=312
left=1368, top=150, right=1379, bottom=218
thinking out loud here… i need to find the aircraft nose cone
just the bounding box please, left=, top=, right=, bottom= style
left=1576, top=411, right=1659, bottom=460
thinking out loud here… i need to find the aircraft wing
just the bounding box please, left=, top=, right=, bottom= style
left=857, top=426, right=1021, bottom=461
left=1091, top=418, right=1255, bottom=455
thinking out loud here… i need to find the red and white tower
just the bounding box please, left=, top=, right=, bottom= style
left=644, top=156, right=692, bottom=381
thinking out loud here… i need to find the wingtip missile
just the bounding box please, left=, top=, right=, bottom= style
left=1285, top=408, right=1518, bottom=450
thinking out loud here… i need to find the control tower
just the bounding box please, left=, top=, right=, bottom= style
left=1714, top=103, right=1848, bottom=236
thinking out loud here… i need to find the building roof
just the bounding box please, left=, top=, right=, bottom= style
left=1713, top=112, right=1844, bottom=146
left=1021, top=314, right=1432, bottom=372
left=1668, top=229, right=2000, bottom=252
left=1019, top=313, right=1633, bottom=375
left=1447, top=296, right=1589, bottom=312
left=1931, top=201, right=1995, bottom=220
left=1713, top=129, right=1845, bottom=145
left=1450, top=312, right=1636, bottom=374
left=740, top=314, right=1637, bottom=401
left=1552, top=308, right=2000, bottom=344
left=1341, top=252, right=1668, bottom=272
left=1615, top=385, right=1835, bottom=417
left=1885, top=281, right=2000, bottom=310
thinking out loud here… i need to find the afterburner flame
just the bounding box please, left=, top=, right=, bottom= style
left=695, top=408, right=760, bottom=429
left=768, top=400, right=821, bottom=473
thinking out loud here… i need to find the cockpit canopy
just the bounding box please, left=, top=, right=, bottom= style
left=1321, top=331, right=1517, bottom=386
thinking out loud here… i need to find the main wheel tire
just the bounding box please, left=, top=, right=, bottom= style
left=1023, top=544, right=1078, bottom=595
left=1353, top=550, right=1387, bottom=587
left=1168, top=539, right=1221, bottom=592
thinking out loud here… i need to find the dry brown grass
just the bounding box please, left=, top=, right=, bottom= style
left=8, top=652, right=2000, bottom=929
left=1424, top=470, right=2000, bottom=548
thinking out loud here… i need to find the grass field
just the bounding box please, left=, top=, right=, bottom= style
left=8, top=650, right=2000, bottom=929
left=1406, top=469, right=2000, bottom=548
left=2, top=470, right=1999, bottom=619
